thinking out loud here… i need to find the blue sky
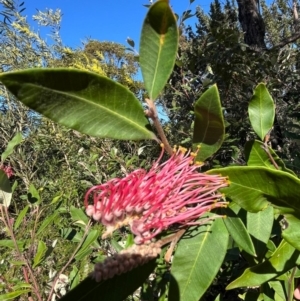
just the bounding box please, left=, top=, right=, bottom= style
left=24, top=0, right=212, bottom=49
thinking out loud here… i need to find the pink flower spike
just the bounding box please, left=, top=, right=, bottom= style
left=84, top=145, right=229, bottom=244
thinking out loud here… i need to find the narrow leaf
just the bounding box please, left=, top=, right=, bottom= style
left=0, top=290, right=31, bottom=301
left=193, top=85, right=225, bottom=161
left=14, top=205, right=29, bottom=230
left=140, top=0, right=179, bottom=100
left=0, top=240, right=25, bottom=250
left=248, top=83, right=275, bottom=141
left=33, top=240, right=47, bottom=268
left=222, top=207, right=256, bottom=256
left=36, top=211, right=59, bottom=236
left=74, top=230, right=100, bottom=260
left=1, top=132, right=22, bottom=162
left=0, top=170, right=12, bottom=207
left=60, top=259, right=156, bottom=301
left=169, top=217, right=229, bottom=301
left=208, top=166, right=300, bottom=215
left=0, top=69, right=155, bottom=140
left=226, top=240, right=300, bottom=289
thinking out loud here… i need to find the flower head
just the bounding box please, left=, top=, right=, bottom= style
left=0, top=165, right=13, bottom=179
left=85, top=145, right=229, bottom=244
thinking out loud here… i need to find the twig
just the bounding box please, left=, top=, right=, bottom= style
left=145, top=98, right=173, bottom=156
left=261, top=133, right=279, bottom=169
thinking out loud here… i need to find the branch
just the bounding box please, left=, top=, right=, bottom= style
left=272, top=32, right=300, bottom=49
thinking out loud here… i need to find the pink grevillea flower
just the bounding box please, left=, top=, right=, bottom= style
left=0, top=165, right=13, bottom=179
left=85, top=145, right=229, bottom=244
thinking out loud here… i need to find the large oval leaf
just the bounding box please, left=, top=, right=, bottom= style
left=193, top=85, right=225, bottom=162
left=0, top=69, right=156, bottom=140
left=140, top=0, right=178, bottom=100
left=169, top=217, right=229, bottom=301
left=248, top=83, right=275, bottom=141
left=226, top=240, right=300, bottom=289
left=59, top=259, right=156, bottom=301
left=208, top=166, right=300, bottom=215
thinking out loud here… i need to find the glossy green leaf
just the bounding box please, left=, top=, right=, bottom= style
left=0, top=290, right=31, bottom=301
left=248, top=83, right=275, bottom=141
left=244, top=140, right=295, bottom=175
left=227, top=240, right=300, bottom=289
left=60, top=259, right=156, bottom=301
left=222, top=207, right=256, bottom=256
left=14, top=205, right=29, bottom=231
left=1, top=132, right=22, bottom=162
left=247, top=206, right=274, bottom=259
left=281, top=214, right=300, bottom=251
left=0, top=170, right=12, bottom=207
left=140, top=0, right=178, bottom=100
left=226, top=240, right=300, bottom=290
left=169, top=217, right=229, bottom=301
left=33, top=240, right=47, bottom=268
left=0, top=68, right=155, bottom=140
left=208, top=166, right=300, bottom=215
left=193, top=85, right=225, bottom=161
left=36, top=211, right=59, bottom=236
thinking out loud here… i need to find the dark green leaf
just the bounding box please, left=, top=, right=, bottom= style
left=193, top=85, right=225, bottom=161
left=169, top=217, right=229, bottom=301
left=227, top=240, right=300, bottom=289
left=248, top=83, right=275, bottom=141
left=140, top=0, right=178, bottom=100
left=0, top=69, right=155, bottom=140
left=60, top=259, right=156, bottom=301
